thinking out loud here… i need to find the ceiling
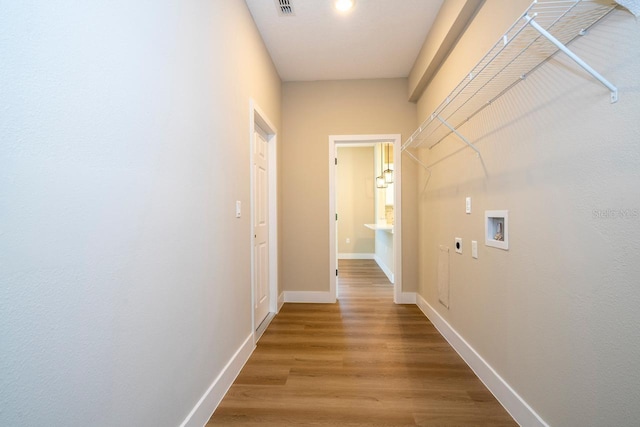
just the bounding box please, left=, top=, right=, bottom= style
left=244, top=0, right=445, bottom=82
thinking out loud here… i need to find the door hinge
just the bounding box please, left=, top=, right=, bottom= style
left=335, top=158, right=338, bottom=165
left=336, top=269, right=338, bottom=277
left=335, top=213, right=338, bottom=221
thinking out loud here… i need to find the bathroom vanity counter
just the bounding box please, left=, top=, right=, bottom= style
left=364, top=223, right=394, bottom=234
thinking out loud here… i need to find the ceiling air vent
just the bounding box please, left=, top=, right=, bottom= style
left=275, top=0, right=295, bottom=17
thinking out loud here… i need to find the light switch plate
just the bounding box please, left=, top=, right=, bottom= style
left=472, top=240, right=478, bottom=259
left=466, top=197, right=471, bottom=214
left=235, top=201, right=241, bottom=218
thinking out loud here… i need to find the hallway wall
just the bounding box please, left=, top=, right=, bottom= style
left=281, top=78, right=419, bottom=294
left=412, top=2, right=640, bottom=425
left=0, top=1, right=280, bottom=425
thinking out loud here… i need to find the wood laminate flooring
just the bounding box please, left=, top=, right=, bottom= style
left=208, top=259, right=517, bottom=426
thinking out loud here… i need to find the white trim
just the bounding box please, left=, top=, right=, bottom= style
left=329, top=134, right=403, bottom=304
left=179, top=334, right=254, bottom=427
left=284, top=291, right=336, bottom=304
left=338, top=252, right=375, bottom=260
left=255, top=312, right=276, bottom=343
left=329, top=138, right=337, bottom=300
left=374, top=254, right=394, bottom=283
left=249, top=99, right=280, bottom=337
left=277, top=292, right=285, bottom=312
left=396, top=292, right=416, bottom=304
left=415, top=294, right=549, bottom=427
left=391, top=136, right=402, bottom=304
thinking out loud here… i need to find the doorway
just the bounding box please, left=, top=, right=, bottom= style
left=250, top=100, right=278, bottom=340
left=328, top=134, right=402, bottom=303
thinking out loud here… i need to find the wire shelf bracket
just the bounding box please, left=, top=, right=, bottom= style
left=524, top=13, right=618, bottom=103
left=404, top=147, right=431, bottom=172
left=436, top=115, right=482, bottom=158
left=401, top=0, right=619, bottom=155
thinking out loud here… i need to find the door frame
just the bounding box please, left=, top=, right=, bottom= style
left=250, top=99, right=278, bottom=341
left=329, top=134, right=403, bottom=303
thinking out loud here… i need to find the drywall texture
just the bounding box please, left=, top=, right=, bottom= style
left=337, top=147, right=375, bottom=255
left=0, top=1, right=280, bottom=425
left=414, top=2, right=640, bottom=426
left=281, top=78, right=418, bottom=293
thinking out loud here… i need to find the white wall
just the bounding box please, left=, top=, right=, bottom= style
left=374, top=229, right=394, bottom=281
left=414, top=3, right=640, bottom=426
left=0, top=1, right=281, bottom=425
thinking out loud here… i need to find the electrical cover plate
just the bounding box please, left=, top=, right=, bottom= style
left=455, top=237, right=462, bottom=254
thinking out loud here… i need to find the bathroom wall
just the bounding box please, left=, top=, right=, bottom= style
left=337, top=146, right=375, bottom=257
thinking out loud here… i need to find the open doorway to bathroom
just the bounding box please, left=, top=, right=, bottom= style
left=328, top=134, right=402, bottom=303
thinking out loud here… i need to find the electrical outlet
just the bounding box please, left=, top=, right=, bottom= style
left=455, top=237, right=462, bottom=254
left=346, top=238, right=350, bottom=244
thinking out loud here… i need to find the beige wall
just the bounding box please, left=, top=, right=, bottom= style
left=0, top=1, right=280, bottom=425
left=414, top=2, right=640, bottom=426
left=281, top=78, right=418, bottom=292
left=337, top=146, right=375, bottom=255
left=408, top=0, right=483, bottom=101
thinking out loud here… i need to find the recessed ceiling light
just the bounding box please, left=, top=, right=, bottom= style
left=335, top=0, right=355, bottom=12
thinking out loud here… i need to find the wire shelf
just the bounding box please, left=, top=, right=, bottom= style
left=402, top=0, right=617, bottom=152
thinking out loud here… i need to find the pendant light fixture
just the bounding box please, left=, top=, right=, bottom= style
left=376, top=143, right=387, bottom=189
left=383, top=143, right=394, bottom=184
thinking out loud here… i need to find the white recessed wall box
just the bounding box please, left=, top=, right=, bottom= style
left=485, top=210, right=508, bottom=250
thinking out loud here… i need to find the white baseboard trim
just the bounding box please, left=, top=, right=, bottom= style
left=255, top=312, right=276, bottom=343
left=415, top=294, right=548, bottom=427
left=283, top=291, right=336, bottom=303
left=277, top=291, right=285, bottom=312
left=180, top=334, right=255, bottom=427
left=374, top=254, right=394, bottom=283
left=396, top=291, right=416, bottom=304
left=338, top=253, right=375, bottom=260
